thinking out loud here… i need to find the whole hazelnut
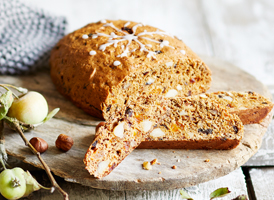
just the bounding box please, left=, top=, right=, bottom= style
left=96, top=122, right=106, bottom=133
left=55, top=134, right=74, bottom=152
left=29, top=137, right=48, bottom=153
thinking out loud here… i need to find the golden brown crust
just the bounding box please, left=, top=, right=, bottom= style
left=230, top=106, right=272, bottom=125
left=50, top=20, right=211, bottom=119
left=137, top=139, right=240, bottom=150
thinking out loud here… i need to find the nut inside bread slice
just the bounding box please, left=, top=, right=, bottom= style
left=84, top=96, right=243, bottom=178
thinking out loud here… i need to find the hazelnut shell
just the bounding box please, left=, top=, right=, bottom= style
left=55, top=134, right=74, bottom=152
left=29, top=137, right=48, bottom=153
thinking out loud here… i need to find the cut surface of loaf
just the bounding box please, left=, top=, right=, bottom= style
left=50, top=20, right=211, bottom=120
left=84, top=96, right=243, bottom=178
left=202, top=91, right=273, bottom=124
left=137, top=91, right=273, bottom=149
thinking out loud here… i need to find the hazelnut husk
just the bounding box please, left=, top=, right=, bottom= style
left=55, top=134, right=74, bottom=152
left=29, top=137, right=48, bottom=153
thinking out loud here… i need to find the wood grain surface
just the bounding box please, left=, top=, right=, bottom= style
left=1, top=56, right=272, bottom=191
left=249, top=168, right=274, bottom=200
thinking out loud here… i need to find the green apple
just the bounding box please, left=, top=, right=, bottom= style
left=0, top=167, right=27, bottom=200
left=8, top=91, right=48, bottom=124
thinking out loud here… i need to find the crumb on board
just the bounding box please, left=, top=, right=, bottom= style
left=204, top=159, right=210, bottom=162
left=150, top=158, right=157, bottom=165
left=172, top=165, right=177, bottom=169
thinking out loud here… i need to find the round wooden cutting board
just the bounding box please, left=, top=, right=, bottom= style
left=1, top=56, right=272, bottom=191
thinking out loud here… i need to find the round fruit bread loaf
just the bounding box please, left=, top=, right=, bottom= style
left=50, top=20, right=211, bottom=119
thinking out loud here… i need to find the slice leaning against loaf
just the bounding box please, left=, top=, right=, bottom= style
left=137, top=91, right=273, bottom=149
left=84, top=96, right=243, bottom=178
left=50, top=19, right=211, bottom=120
left=201, top=91, right=273, bottom=124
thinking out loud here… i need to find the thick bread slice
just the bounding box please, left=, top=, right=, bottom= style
left=84, top=96, right=243, bottom=178
left=137, top=91, right=273, bottom=149
left=50, top=20, right=211, bottom=120
left=202, top=91, right=273, bottom=124
left=95, top=91, right=273, bottom=148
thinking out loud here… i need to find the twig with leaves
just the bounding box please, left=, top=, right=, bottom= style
left=3, top=116, right=68, bottom=199
left=0, top=84, right=69, bottom=200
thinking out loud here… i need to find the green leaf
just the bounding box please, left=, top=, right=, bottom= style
left=23, top=170, right=50, bottom=197
left=232, top=194, right=248, bottom=200
left=180, top=190, right=193, bottom=200
left=33, top=108, right=60, bottom=127
left=43, top=108, right=60, bottom=123
left=0, top=91, right=14, bottom=120
left=210, top=187, right=231, bottom=199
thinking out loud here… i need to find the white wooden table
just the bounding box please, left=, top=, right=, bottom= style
left=2, top=0, right=274, bottom=199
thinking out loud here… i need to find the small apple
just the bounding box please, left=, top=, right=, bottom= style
left=8, top=91, right=48, bottom=124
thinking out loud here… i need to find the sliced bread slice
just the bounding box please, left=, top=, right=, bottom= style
left=137, top=91, right=273, bottom=149
left=200, top=91, right=273, bottom=124
left=84, top=96, right=243, bottom=178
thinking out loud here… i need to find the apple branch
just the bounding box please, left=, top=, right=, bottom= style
left=3, top=116, right=69, bottom=200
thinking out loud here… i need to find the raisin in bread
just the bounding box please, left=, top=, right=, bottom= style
left=84, top=96, right=243, bottom=178
left=50, top=20, right=211, bottom=120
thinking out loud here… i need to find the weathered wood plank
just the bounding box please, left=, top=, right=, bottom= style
left=249, top=167, right=274, bottom=200
left=0, top=166, right=247, bottom=199
left=183, top=168, right=248, bottom=200
left=244, top=119, right=274, bottom=166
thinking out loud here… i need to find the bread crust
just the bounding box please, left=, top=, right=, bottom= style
left=50, top=20, right=211, bottom=119
left=230, top=106, right=272, bottom=125
left=137, top=139, right=240, bottom=150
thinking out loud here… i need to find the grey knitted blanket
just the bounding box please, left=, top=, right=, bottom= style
left=0, top=0, right=67, bottom=74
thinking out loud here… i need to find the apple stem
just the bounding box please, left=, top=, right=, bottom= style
left=3, top=117, right=69, bottom=200
left=0, top=84, right=19, bottom=99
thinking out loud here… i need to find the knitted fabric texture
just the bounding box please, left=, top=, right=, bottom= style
left=0, top=0, right=67, bottom=74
